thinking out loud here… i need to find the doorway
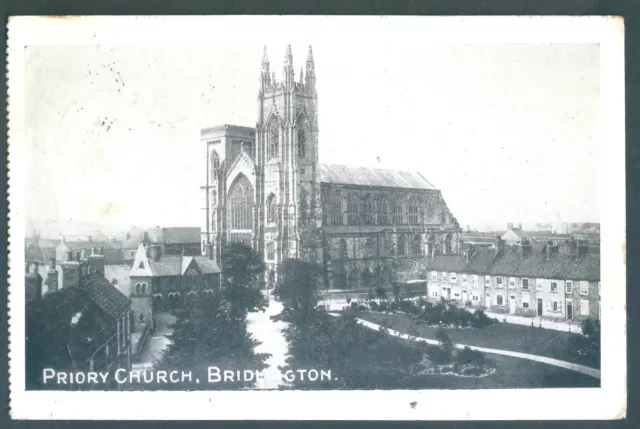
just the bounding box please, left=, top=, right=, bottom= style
left=509, top=296, right=516, bottom=314
left=537, top=298, right=543, bottom=316
left=566, top=301, right=573, bottom=320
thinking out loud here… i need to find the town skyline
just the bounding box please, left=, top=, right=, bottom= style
left=25, top=42, right=600, bottom=231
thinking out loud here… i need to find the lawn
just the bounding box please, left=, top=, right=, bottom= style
left=358, top=311, right=600, bottom=369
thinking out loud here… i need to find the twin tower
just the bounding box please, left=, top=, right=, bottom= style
left=201, top=45, right=320, bottom=269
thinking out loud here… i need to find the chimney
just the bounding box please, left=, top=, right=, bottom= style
left=66, top=250, right=73, bottom=262
left=47, top=258, right=59, bottom=293
left=149, top=245, right=159, bottom=261
left=25, top=261, right=43, bottom=301
left=496, top=236, right=505, bottom=255
left=517, top=223, right=523, bottom=230
left=576, top=240, right=589, bottom=258
left=507, top=223, right=513, bottom=231
left=520, top=238, right=532, bottom=259
left=208, top=243, right=214, bottom=261
left=74, top=251, right=81, bottom=262
left=88, top=253, right=106, bottom=275
left=62, top=259, right=81, bottom=289
left=80, top=248, right=88, bottom=261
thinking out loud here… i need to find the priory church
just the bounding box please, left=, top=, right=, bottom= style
left=200, top=45, right=461, bottom=289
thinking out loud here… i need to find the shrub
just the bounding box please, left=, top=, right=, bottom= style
left=470, top=309, right=496, bottom=328
left=350, top=301, right=359, bottom=311
left=456, top=346, right=486, bottom=366
left=369, top=301, right=379, bottom=311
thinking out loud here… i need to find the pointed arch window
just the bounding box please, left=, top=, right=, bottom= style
left=268, top=119, right=280, bottom=160
left=297, top=125, right=306, bottom=159
left=408, top=199, right=419, bottom=224
left=412, top=234, right=422, bottom=257
left=266, top=194, right=276, bottom=224
left=347, top=194, right=359, bottom=225
left=392, top=200, right=404, bottom=225
left=210, top=150, right=220, bottom=179
left=375, top=196, right=388, bottom=225
left=266, top=242, right=275, bottom=261
left=397, top=234, right=406, bottom=257
left=362, top=194, right=374, bottom=225
left=326, top=190, right=342, bottom=225
left=228, top=175, right=254, bottom=231
left=444, top=233, right=453, bottom=254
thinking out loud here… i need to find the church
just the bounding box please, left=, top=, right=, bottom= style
left=200, top=45, right=461, bottom=289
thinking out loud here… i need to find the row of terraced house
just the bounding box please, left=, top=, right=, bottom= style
left=426, top=237, right=600, bottom=322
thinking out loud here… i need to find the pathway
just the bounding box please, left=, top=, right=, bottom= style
left=247, top=295, right=291, bottom=389
left=132, top=312, right=176, bottom=370
left=330, top=314, right=600, bottom=379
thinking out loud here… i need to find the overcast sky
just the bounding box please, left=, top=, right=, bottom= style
left=25, top=36, right=600, bottom=235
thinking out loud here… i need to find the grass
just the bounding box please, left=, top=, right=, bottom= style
left=359, top=311, right=600, bottom=369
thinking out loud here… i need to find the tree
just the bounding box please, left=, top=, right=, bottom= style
left=221, top=242, right=267, bottom=320
left=277, top=259, right=322, bottom=324
left=375, top=285, right=387, bottom=301
left=392, top=282, right=401, bottom=304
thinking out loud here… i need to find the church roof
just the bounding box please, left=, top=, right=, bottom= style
left=147, top=255, right=220, bottom=277
left=318, top=164, right=436, bottom=191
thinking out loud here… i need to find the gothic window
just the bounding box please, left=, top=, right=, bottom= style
left=268, top=270, right=276, bottom=289
left=268, top=119, right=280, bottom=160
left=228, top=174, right=254, bottom=231
left=397, top=234, right=406, bottom=257
left=266, top=241, right=275, bottom=261
left=362, top=194, right=374, bottom=225
left=141, top=282, right=148, bottom=295
left=427, top=233, right=436, bottom=256
left=347, top=193, right=359, bottom=225
left=210, top=150, right=220, bottom=179
left=392, top=200, right=404, bottom=225
left=408, top=199, right=419, bottom=224
left=297, top=125, right=306, bottom=159
left=338, top=238, right=348, bottom=260
left=327, top=191, right=342, bottom=225
left=375, top=196, right=388, bottom=225
left=412, top=234, right=422, bottom=257
left=365, top=237, right=376, bottom=258
left=444, top=233, right=453, bottom=254
left=135, top=282, right=141, bottom=295
left=266, top=194, right=276, bottom=224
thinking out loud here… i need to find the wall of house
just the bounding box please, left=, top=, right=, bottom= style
left=129, top=275, right=153, bottom=332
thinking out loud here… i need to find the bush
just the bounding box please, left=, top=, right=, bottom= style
left=456, top=346, right=486, bottom=366
left=350, top=301, right=359, bottom=311
left=470, top=309, right=496, bottom=328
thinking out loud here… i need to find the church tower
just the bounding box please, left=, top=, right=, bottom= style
left=256, top=45, right=319, bottom=276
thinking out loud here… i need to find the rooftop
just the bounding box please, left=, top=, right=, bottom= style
left=318, top=163, right=437, bottom=191
left=147, top=255, right=220, bottom=277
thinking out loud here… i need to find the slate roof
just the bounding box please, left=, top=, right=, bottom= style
left=318, top=163, right=436, bottom=190
left=148, top=255, right=220, bottom=277
left=145, top=227, right=201, bottom=245
left=79, top=272, right=131, bottom=318
left=487, top=247, right=600, bottom=281
left=427, top=247, right=497, bottom=275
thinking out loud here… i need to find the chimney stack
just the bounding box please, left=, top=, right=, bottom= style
left=507, top=223, right=513, bottom=231
left=66, top=251, right=73, bottom=262
left=47, top=258, right=59, bottom=293
left=496, top=236, right=505, bottom=255
left=517, top=223, right=523, bottom=230
left=88, top=252, right=106, bottom=275
left=520, top=238, right=532, bottom=259
left=62, top=258, right=81, bottom=289
left=25, top=261, right=43, bottom=301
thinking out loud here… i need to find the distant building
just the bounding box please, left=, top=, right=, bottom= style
left=26, top=252, right=131, bottom=388
left=128, top=243, right=221, bottom=332
left=142, top=227, right=201, bottom=257
left=427, top=237, right=600, bottom=322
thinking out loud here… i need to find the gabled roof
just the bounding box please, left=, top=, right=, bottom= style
left=80, top=272, right=131, bottom=318
left=318, top=164, right=436, bottom=190
left=147, top=255, right=221, bottom=277
left=427, top=247, right=497, bottom=275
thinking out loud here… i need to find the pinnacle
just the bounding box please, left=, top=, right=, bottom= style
left=262, top=46, right=269, bottom=64
left=284, top=44, right=293, bottom=65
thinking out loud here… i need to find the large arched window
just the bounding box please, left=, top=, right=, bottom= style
left=228, top=175, right=254, bottom=244
left=362, top=194, right=374, bottom=225
left=338, top=238, right=348, bottom=260
left=347, top=194, right=359, bottom=225
left=444, top=233, right=453, bottom=254
left=297, top=125, right=306, bottom=159
left=412, top=234, right=422, bottom=256
left=268, top=119, right=280, bottom=160
left=266, top=194, right=276, bottom=224
left=210, top=150, right=220, bottom=179
left=408, top=198, right=419, bottom=224
left=375, top=196, right=388, bottom=225
left=392, top=200, right=403, bottom=225
left=397, top=234, right=406, bottom=257
left=326, top=190, right=342, bottom=225
left=365, top=237, right=376, bottom=258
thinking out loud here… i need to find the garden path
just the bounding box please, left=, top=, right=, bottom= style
left=334, top=315, right=601, bottom=379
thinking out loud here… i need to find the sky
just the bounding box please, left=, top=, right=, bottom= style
left=25, top=31, right=600, bottom=235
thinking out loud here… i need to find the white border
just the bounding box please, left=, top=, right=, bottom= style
left=7, top=16, right=626, bottom=420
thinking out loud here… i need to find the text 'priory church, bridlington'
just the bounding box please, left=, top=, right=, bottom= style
left=200, top=45, right=461, bottom=289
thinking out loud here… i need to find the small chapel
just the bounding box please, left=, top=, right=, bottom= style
left=200, top=45, right=462, bottom=289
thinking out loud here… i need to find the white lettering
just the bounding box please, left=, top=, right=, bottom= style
left=296, top=369, right=307, bottom=381
left=181, top=371, right=192, bottom=382
left=284, top=370, right=296, bottom=383
left=208, top=366, right=221, bottom=382
left=87, top=372, right=97, bottom=384
left=308, top=369, right=318, bottom=381
left=223, top=370, right=235, bottom=382
left=114, top=368, right=127, bottom=383
left=98, top=372, right=109, bottom=383
left=75, top=372, right=86, bottom=384
left=321, top=369, right=332, bottom=381
left=157, top=371, right=168, bottom=383
left=56, top=372, right=68, bottom=384
left=243, top=370, right=255, bottom=382
left=43, top=368, right=55, bottom=384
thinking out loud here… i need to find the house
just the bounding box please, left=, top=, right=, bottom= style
left=25, top=251, right=131, bottom=389
left=128, top=243, right=221, bottom=332
left=426, top=237, right=600, bottom=322
left=142, top=227, right=202, bottom=257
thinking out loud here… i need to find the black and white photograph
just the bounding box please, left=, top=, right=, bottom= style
left=7, top=16, right=626, bottom=420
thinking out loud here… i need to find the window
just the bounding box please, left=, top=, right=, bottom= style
left=442, top=272, right=447, bottom=282
left=566, top=280, right=573, bottom=294
left=454, top=292, right=460, bottom=298
left=472, top=275, right=478, bottom=285
left=472, top=295, right=479, bottom=301
left=138, top=262, right=144, bottom=270
left=365, top=237, right=376, bottom=258
left=141, top=282, right=148, bottom=295
left=509, top=278, right=516, bottom=288
left=551, top=282, right=558, bottom=293
left=496, top=277, right=503, bottom=287
left=444, top=233, right=453, bottom=254
left=536, top=280, right=543, bottom=291
left=580, top=281, right=589, bottom=296
left=297, top=124, right=306, bottom=158
left=580, top=299, right=590, bottom=316
left=462, top=274, right=467, bottom=283
left=553, top=301, right=559, bottom=311
left=408, top=199, right=419, bottom=224
left=266, top=242, right=275, bottom=261
left=362, top=195, right=374, bottom=225
left=523, top=302, right=529, bottom=309
left=299, top=168, right=306, bottom=175
left=210, top=150, right=220, bottom=179
left=228, top=174, right=254, bottom=231
left=496, top=295, right=504, bottom=306
left=522, top=278, right=529, bottom=290
left=375, top=196, right=388, bottom=225
left=266, top=194, right=276, bottom=224
left=451, top=273, right=457, bottom=282
left=522, top=295, right=531, bottom=308
left=135, top=283, right=141, bottom=295
left=347, top=194, right=359, bottom=225
left=391, top=200, right=403, bottom=224
left=411, top=234, right=422, bottom=256
left=431, top=290, right=439, bottom=298
left=397, top=234, right=406, bottom=257
left=268, top=119, right=280, bottom=160
left=327, top=191, right=343, bottom=225
left=485, top=277, right=490, bottom=286
left=431, top=272, right=438, bottom=281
